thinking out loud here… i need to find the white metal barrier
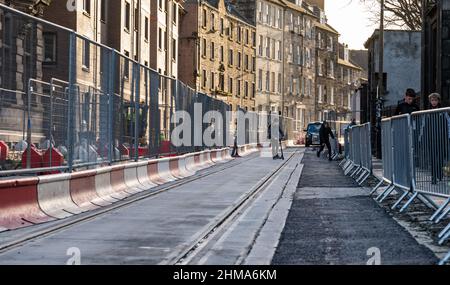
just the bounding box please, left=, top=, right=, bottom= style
left=342, top=123, right=372, bottom=185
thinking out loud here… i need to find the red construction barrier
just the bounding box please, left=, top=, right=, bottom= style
left=0, top=178, right=54, bottom=230
left=0, top=141, right=9, bottom=161
left=147, top=160, right=166, bottom=185
left=42, top=148, right=64, bottom=174
left=70, top=170, right=110, bottom=211
left=21, top=147, right=43, bottom=169
left=169, top=157, right=184, bottom=179
left=110, top=165, right=132, bottom=195
left=120, top=144, right=130, bottom=157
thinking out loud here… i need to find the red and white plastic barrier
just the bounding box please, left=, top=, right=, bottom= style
left=0, top=178, right=54, bottom=231
left=157, top=157, right=178, bottom=182
left=70, top=170, right=111, bottom=211
left=38, top=174, right=84, bottom=219
left=0, top=146, right=252, bottom=231
left=95, top=167, right=128, bottom=202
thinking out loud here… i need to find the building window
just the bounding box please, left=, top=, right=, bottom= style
left=245, top=54, right=249, bottom=70
left=228, top=49, right=233, bottom=66
left=229, top=23, right=234, bottom=39
left=259, top=35, right=263, bottom=56
left=330, top=87, right=335, bottom=105
left=173, top=3, right=177, bottom=24
left=172, top=39, right=177, bottom=61
left=202, top=69, right=207, bottom=88
left=124, top=50, right=130, bottom=78
left=82, top=39, right=90, bottom=70
left=318, top=85, right=323, bottom=103
left=266, top=71, right=270, bottom=91
left=43, top=32, right=57, bottom=65
left=145, top=17, right=149, bottom=41
left=125, top=2, right=130, bottom=31
left=271, top=72, right=275, bottom=93
left=252, top=83, right=255, bottom=98
left=220, top=18, right=224, bottom=35
left=211, top=13, right=215, bottom=31
left=278, top=73, right=282, bottom=93
left=258, top=1, right=262, bottom=22
left=100, top=0, right=106, bottom=22
left=158, top=28, right=163, bottom=50
left=211, top=42, right=215, bottom=60
left=219, top=74, right=225, bottom=91
left=266, top=38, right=270, bottom=58
left=237, top=52, right=242, bottom=69
left=237, top=26, right=242, bottom=42
left=252, top=56, right=256, bottom=72
left=278, top=41, right=282, bottom=60
left=202, top=9, right=207, bottom=28
left=211, top=72, right=215, bottom=90
left=245, top=81, right=249, bottom=98
left=83, top=0, right=91, bottom=15
left=237, top=80, right=241, bottom=96
left=220, top=46, right=224, bottom=62
left=229, top=77, right=233, bottom=94
left=258, top=70, right=263, bottom=91
left=202, top=38, right=207, bottom=57
left=159, top=0, right=163, bottom=10
left=277, top=8, right=282, bottom=28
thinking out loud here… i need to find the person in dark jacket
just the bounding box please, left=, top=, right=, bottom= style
left=395, top=88, right=420, bottom=115
left=317, top=121, right=335, bottom=161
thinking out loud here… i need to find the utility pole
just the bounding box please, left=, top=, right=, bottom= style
left=376, top=0, right=384, bottom=159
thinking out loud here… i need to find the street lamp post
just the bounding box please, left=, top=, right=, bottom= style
left=376, top=0, right=385, bottom=159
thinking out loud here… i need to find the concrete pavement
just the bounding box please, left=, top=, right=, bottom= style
left=272, top=151, right=438, bottom=265
left=0, top=150, right=301, bottom=265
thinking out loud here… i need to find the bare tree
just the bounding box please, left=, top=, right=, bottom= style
left=360, top=0, right=422, bottom=30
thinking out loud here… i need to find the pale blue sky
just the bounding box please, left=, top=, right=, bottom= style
left=325, top=0, right=378, bottom=50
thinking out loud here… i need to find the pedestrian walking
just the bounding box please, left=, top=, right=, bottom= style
left=317, top=121, right=335, bottom=161
left=231, top=121, right=241, bottom=158
left=269, top=115, right=285, bottom=160
left=395, top=88, right=420, bottom=115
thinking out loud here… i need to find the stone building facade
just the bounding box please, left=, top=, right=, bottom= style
left=282, top=0, right=317, bottom=139
left=312, top=5, right=339, bottom=123
left=0, top=0, right=51, bottom=143
left=179, top=0, right=256, bottom=112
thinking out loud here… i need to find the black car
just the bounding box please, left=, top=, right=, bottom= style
left=305, top=122, right=322, bottom=147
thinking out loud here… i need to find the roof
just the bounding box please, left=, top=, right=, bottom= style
left=315, top=22, right=340, bottom=35
left=338, top=58, right=363, bottom=71
left=364, top=29, right=421, bottom=48
left=205, top=0, right=254, bottom=26
left=280, top=0, right=317, bottom=17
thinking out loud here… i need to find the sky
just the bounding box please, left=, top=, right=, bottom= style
left=325, top=0, right=379, bottom=50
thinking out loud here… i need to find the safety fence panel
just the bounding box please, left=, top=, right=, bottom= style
left=351, top=126, right=362, bottom=168
left=381, top=119, right=393, bottom=184
left=344, top=128, right=350, bottom=159
left=359, top=123, right=372, bottom=173
left=0, top=5, right=239, bottom=176
left=411, top=108, right=450, bottom=198
left=391, top=115, right=413, bottom=191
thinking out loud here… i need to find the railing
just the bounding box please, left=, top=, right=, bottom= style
left=0, top=4, right=257, bottom=176
left=342, top=109, right=450, bottom=264
left=341, top=123, right=372, bottom=185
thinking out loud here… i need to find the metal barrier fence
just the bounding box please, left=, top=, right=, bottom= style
left=342, top=111, right=450, bottom=263
left=0, top=5, right=259, bottom=176
left=342, top=123, right=372, bottom=185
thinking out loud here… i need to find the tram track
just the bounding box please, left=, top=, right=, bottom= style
left=0, top=152, right=262, bottom=255
left=166, top=150, right=299, bottom=265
